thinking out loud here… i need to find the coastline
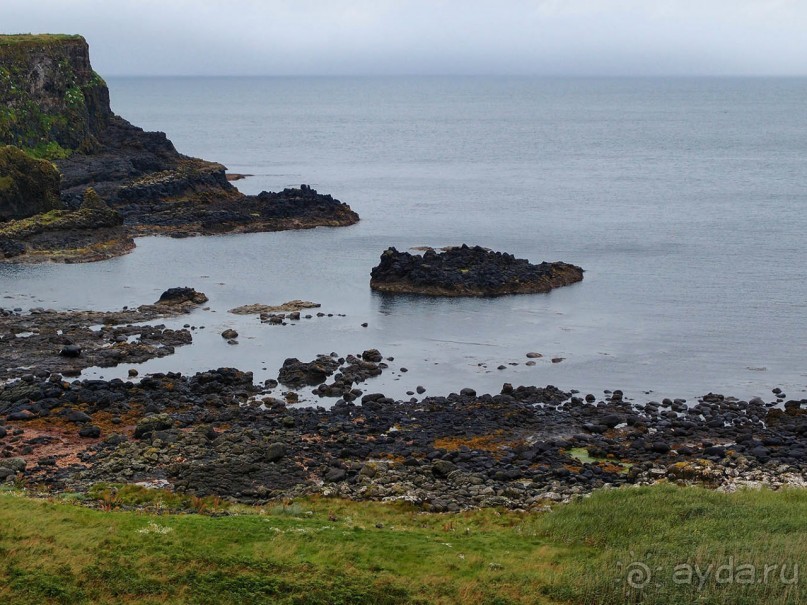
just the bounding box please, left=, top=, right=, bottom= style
left=1, top=297, right=804, bottom=511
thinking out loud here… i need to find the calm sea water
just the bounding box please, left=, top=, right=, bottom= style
left=2, top=77, right=806, bottom=402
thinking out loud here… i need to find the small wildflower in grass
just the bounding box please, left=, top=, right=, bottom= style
left=137, top=522, right=174, bottom=535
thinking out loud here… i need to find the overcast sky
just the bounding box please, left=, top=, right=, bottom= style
left=2, top=1, right=807, bottom=76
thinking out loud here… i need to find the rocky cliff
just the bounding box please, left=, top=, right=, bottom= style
left=0, top=34, right=358, bottom=261
left=0, top=33, right=233, bottom=211
left=0, top=34, right=110, bottom=156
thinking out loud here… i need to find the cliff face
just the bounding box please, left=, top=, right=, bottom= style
left=0, top=35, right=111, bottom=156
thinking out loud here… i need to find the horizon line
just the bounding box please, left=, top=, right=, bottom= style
left=102, top=72, right=807, bottom=79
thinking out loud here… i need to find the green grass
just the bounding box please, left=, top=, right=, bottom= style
left=0, top=484, right=804, bottom=604
left=0, top=34, right=83, bottom=46
left=24, top=140, right=73, bottom=160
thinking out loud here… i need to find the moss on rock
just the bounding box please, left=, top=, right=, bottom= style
left=0, top=144, right=63, bottom=220
left=80, top=186, right=106, bottom=209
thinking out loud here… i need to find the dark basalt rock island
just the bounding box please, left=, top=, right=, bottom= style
left=370, top=245, right=584, bottom=296
left=0, top=34, right=358, bottom=262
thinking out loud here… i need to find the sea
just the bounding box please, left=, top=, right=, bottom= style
left=2, top=76, right=806, bottom=404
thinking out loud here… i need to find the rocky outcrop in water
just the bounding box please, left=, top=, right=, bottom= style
left=0, top=34, right=359, bottom=262
left=125, top=184, right=359, bottom=237
left=370, top=245, right=584, bottom=296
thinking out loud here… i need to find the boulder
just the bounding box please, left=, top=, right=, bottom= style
left=59, top=344, right=82, bottom=358
left=277, top=356, right=340, bottom=388
left=155, top=287, right=208, bottom=306
left=324, top=467, right=347, bottom=482
left=78, top=425, right=101, bottom=438
left=265, top=442, right=286, bottom=462
left=0, top=457, right=26, bottom=473
left=134, top=413, right=173, bottom=439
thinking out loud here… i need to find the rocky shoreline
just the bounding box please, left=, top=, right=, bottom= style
left=1, top=297, right=803, bottom=510
left=370, top=245, right=584, bottom=296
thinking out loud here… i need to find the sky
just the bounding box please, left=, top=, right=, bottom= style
left=2, top=0, right=807, bottom=76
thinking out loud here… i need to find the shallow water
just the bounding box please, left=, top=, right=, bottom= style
left=2, top=76, right=805, bottom=402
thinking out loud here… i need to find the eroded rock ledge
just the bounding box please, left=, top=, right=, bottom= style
left=370, top=245, right=584, bottom=296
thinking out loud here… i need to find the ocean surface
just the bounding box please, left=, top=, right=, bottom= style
left=2, top=76, right=806, bottom=403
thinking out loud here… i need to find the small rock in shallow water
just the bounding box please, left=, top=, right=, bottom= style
left=156, top=287, right=208, bottom=306
left=59, top=344, right=82, bottom=358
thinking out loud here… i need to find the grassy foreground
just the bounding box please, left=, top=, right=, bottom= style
left=0, top=484, right=804, bottom=604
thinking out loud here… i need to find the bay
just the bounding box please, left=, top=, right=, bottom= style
left=2, top=76, right=805, bottom=402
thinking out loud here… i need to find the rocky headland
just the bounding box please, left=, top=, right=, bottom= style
left=0, top=34, right=358, bottom=262
left=370, top=245, right=584, bottom=296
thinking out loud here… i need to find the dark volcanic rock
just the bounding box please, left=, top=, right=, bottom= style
left=79, top=425, right=101, bottom=438
left=134, top=414, right=174, bottom=439
left=370, top=245, right=584, bottom=296
left=0, top=236, right=25, bottom=258
left=0, top=191, right=133, bottom=263
left=156, top=287, right=209, bottom=306
left=0, top=369, right=804, bottom=509
left=59, top=344, right=82, bottom=358
left=278, top=356, right=341, bottom=388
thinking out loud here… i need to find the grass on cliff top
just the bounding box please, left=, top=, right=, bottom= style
left=0, top=34, right=83, bottom=46
left=0, top=483, right=804, bottom=605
